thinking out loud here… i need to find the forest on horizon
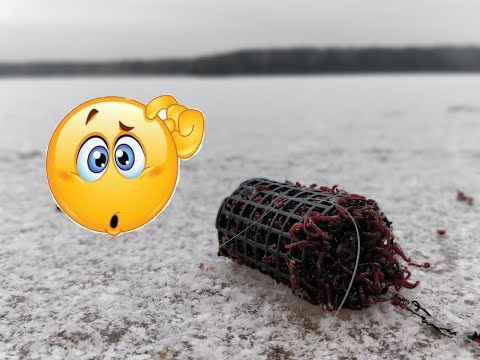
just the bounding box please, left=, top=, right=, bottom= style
left=2, top=46, right=480, bottom=76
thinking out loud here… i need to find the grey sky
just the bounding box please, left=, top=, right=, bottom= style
left=1, top=0, right=479, bottom=61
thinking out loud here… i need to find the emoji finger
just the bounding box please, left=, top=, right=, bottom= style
left=166, top=104, right=187, bottom=131
left=172, top=109, right=204, bottom=158
left=145, top=95, right=178, bottom=120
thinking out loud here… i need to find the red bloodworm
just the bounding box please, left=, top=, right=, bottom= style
left=299, top=205, right=310, bottom=215
left=362, top=232, right=382, bottom=247
left=303, top=218, right=332, bottom=241
left=336, top=260, right=354, bottom=275
left=285, top=241, right=321, bottom=260
left=373, top=271, right=381, bottom=291
left=316, top=253, right=324, bottom=272
left=408, top=262, right=431, bottom=268
left=306, top=211, right=325, bottom=222
left=288, top=260, right=300, bottom=289
left=361, top=262, right=382, bottom=268
left=285, top=240, right=311, bottom=250
left=275, top=217, right=284, bottom=229
left=354, top=271, right=369, bottom=281
left=364, top=209, right=391, bottom=240
left=399, top=279, right=419, bottom=289
left=335, top=203, right=347, bottom=218
left=390, top=296, right=406, bottom=308
left=290, top=273, right=300, bottom=289
left=374, top=247, right=397, bottom=265
left=361, top=277, right=377, bottom=292
left=288, top=223, right=304, bottom=240
left=390, top=242, right=412, bottom=263
left=308, top=212, right=335, bottom=224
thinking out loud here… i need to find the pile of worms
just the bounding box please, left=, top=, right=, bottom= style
left=217, top=179, right=429, bottom=311
left=285, top=184, right=429, bottom=310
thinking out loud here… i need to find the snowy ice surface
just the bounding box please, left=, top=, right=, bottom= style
left=0, top=75, right=479, bottom=359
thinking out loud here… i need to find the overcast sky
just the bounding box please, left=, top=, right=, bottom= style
left=1, top=0, right=480, bottom=61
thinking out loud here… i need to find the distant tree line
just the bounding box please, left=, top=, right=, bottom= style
left=1, top=47, right=480, bottom=76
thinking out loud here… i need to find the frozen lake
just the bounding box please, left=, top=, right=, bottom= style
left=1, top=75, right=479, bottom=359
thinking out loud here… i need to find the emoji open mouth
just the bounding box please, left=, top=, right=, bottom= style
left=106, top=214, right=121, bottom=236
left=110, top=214, right=119, bottom=229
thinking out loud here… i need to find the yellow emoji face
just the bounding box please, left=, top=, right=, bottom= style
left=46, top=95, right=204, bottom=236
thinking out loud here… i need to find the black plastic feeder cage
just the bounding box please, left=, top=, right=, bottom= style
left=216, top=178, right=422, bottom=311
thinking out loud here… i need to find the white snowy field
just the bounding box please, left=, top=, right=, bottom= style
left=0, top=75, right=479, bottom=359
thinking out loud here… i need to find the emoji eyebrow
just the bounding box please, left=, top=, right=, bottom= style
left=85, top=109, right=99, bottom=124
left=119, top=121, right=134, bottom=131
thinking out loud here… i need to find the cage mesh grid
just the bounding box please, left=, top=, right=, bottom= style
left=216, top=180, right=480, bottom=345
left=216, top=178, right=345, bottom=284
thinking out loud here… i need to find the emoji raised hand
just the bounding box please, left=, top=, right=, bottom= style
left=145, top=95, right=204, bottom=159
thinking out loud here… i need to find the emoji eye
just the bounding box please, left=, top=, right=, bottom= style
left=77, top=137, right=109, bottom=181
left=114, top=135, right=145, bottom=179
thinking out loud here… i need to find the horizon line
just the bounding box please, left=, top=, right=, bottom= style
left=2, top=44, right=480, bottom=64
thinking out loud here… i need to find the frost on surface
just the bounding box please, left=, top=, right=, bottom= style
left=0, top=76, right=479, bottom=359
